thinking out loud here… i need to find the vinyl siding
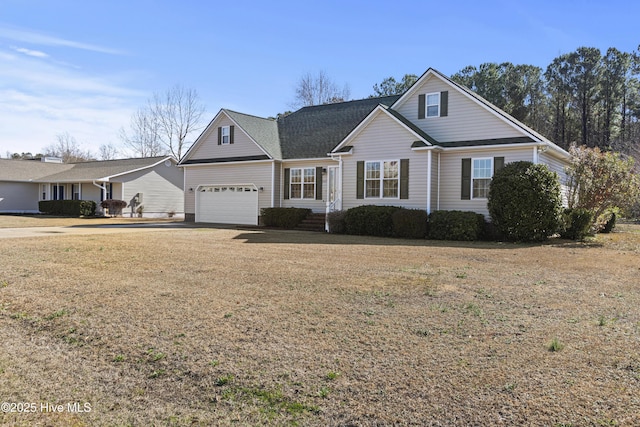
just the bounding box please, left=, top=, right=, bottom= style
left=0, top=182, right=39, bottom=212
left=539, top=151, right=570, bottom=206
left=184, top=162, right=273, bottom=214
left=395, top=75, right=524, bottom=143
left=118, top=162, right=184, bottom=217
left=342, top=111, right=428, bottom=211
left=438, top=148, right=534, bottom=217
left=188, top=116, right=267, bottom=160
left=430, top=152, right=439, bottom=212
left=281, top=159, right=337, bottom=213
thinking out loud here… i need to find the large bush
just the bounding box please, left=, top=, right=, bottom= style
left=427, top=210, right=485, bottom=241
left=392, top=209, right=428, bottom=239
left=343, top=205, right=402, bottom=237
left=326, top=210, right=347, bottom=234
left=488, top=161, right=562, bottom=242
left=100, top=199, right=127, bottom=216
left=260, top=207, right=311, bottom=228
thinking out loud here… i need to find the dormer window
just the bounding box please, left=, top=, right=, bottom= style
left=426, top=93, right=440, bottom=117
left=221, top=126, right=230, bottom=144
left=217, top=125, right=234, bottom=145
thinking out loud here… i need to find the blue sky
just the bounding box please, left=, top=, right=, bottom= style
left=0, top=0, right=638, bottom=157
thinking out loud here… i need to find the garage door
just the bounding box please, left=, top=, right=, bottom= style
left=196, top=184, right=259, bottom=225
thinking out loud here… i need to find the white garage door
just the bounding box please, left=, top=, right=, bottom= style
left=196, top=184, right=259, bottom=225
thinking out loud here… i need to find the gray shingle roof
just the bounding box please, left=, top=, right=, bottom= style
left=277, top=96, right=401, bottom=159
left=0, top=156, right=172, bottom=183
left=224, top=110, right=281, bottom=159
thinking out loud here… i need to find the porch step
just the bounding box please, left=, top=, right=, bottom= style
left=295, top=213, right=326, bottom=232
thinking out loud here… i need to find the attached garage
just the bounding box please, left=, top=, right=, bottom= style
left=196, top=184, right=259, bottom=225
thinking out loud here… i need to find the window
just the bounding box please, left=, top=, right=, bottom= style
left=52, top=185, right=64, bottom=200
left=221, top=126, right=230, bottom=144
left=365, top=160, right=399, bottom=198
left=42, top=185, right=46, bottom=200
left=290, top=168, right=315, bottom=199
left=426, top=93, right=440, bottom=117
left=472, top=158, right=492, bottom=199
left=72, top=184, right=80, bottom=200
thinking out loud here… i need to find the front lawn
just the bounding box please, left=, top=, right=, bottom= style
left=0, top=225, right=639, bottom=425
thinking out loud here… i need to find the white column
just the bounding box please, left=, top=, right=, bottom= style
left=426, top=150, right=432, bottom=215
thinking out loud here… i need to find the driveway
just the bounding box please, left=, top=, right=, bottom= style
left=0, top=222, right=190, bottom=239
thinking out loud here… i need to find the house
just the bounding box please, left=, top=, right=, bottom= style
left=0, top=156, right=184, bottom=217
left=179, top=68, right=570, bottom=226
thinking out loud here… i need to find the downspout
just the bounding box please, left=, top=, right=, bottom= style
left=271, top=161, right=275, bottom=207
left=532, top=146, right=539, bottom=164
left=437, top=151, right=441, bottom=211
left=426, top=150, right=432, bottom=215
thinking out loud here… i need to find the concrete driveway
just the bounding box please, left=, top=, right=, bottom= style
left=0, top=222, right=190, bottom=239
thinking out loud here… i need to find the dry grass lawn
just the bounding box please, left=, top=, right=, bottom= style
left=0, top=216, right=639, bottom=426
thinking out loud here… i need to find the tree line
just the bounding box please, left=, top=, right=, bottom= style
left=450, top=46, right=640, bottom=157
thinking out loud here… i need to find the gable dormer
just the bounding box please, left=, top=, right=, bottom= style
left=392, top=69, right=526, bottom=143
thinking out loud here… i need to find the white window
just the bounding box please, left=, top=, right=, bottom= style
left=72, top=184, right=80, bottom=200
left=365, top=160, right=399, bottom=198
left=426, top=93, right=440, bottom=117
left=221, top=126, right=230, bottom=144
left=472, top=158, right=492, bottom=199
left=290, top=168, right=315, bottom=199
left=41, top=184, right=47, bottom=200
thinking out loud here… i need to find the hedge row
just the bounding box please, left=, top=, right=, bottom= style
left=261, top=207, right=311, bottom=228
left=39, top=200, right=97, bottom=217
left=328, top=205, right=487, bottom=241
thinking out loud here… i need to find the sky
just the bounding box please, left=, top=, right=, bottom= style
left=0, top=0, right=638, bottom=157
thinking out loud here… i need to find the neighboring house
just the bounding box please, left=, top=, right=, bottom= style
left=0, top=156, right=184, bottom=217
left=179, top=68, right=570, bottom=226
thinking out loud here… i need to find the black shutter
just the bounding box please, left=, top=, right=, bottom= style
left=217, top=127, right=222, bottom=145
left=461, top=158, right=471, bottom=200
left=440, top=91, right=448, bottom=117
left=400, top=159, right=409, bottom=199
left=315, top=167, right=323, bottom=200
left=229, top=125, right=235, bottom=144
left=356, top=161, right=364, bottom=199
left=283, top=168, right=290, bottom=199
left=493, top=157, right=504, bottom=174
left=418, top=94, right=425, bottom=119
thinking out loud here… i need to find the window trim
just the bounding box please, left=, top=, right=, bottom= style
left=426, top=92, right=440, bottom=118
left=364, top=160, right=400, bottom=199
left=289, top=167, right=316, bottom=200
left=221, top=126, right=231, bottom=145
left=471, top=157, right=493, bottom=200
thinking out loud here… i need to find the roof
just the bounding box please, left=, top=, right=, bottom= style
left=0, top=156, right=174, bottom=183
left=277, top=96, right=401, bottom=159
left=224, top=110, right=281, bottom=159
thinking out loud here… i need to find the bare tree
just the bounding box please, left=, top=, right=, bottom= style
left=119, top=107, right=165, bottom=158
left=151, top=85, right=206, bottom=160
left=98, top=142, right=120, bottom=160
left=120, top=85, right=205, bottom=160
left=43, top=132, right=94, bottom=162
left=292, top=71, right=351, bottom=108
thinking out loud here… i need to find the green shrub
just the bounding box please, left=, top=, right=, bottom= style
left=343, top=205, right=402, bottom=237
left=488, top=161, right=562, bottom=242
left=327, top=210, right=346, bottom=234
left=392, top=209, right=428, bottom=239
left=39, top=200, right=97, bottom=217
left=79, top=200, right=96, bottom=217
left=560, top=208, right=593, bottom=240
left=600, top=212, right=617, bottom=233
left=260, top=207, right=311, bottom=228
left=427, top=210, right=485, bottom=241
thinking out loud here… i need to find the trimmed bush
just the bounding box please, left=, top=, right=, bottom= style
left=260, top=207, right=311, bottom=229
left=488, top=161, right=562, bottom=242
left=343, top=205, right=402, bottom=237
left=392, top=209, right=428, bottom=239
left=39, top=200, right=97, bottom=217
left=428, top=210, right=485, bottom=241
left=559, top=208, right=593, bottom=240
left=327, top=210, right=346, bottom=234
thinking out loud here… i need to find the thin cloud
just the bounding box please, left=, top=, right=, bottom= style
left=10, top=46, right=49, bottom=58
left=0, top=24, right=125, bottom=55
